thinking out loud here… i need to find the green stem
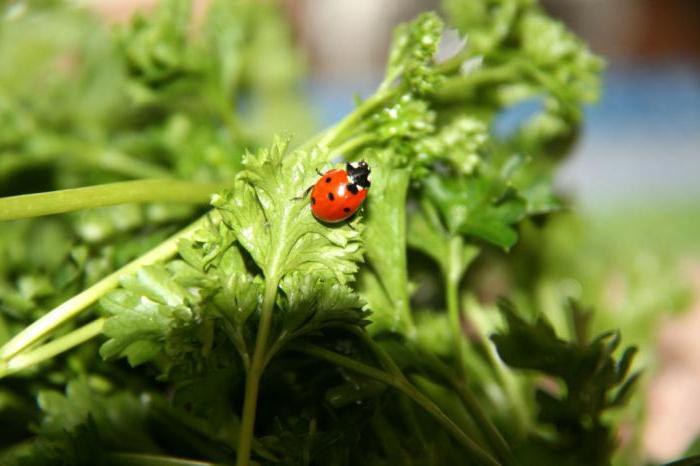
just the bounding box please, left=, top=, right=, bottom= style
left=317, top=90, right=395, bottom=149
left=0, top=179, right=223, bottom=221
left=443, top=236, right=480, bottom=376
left=108, top=453, right=227, bottom=466
left=332, top=133, right=377, bottom=159
left=448, top=378, right=516, bottom=466
left=148, top=396, right=278, bottom=462
left=0, top=216, right=208, bottom=361
left=438, top=239, right=517, bottom=464
left=483, top=334, right=530, bottom=435
left=0, top=318, right=105, bottom=377
left=343, top=325, right=403, bottom=377
left=462, top=299, right=530, bottom=436
left=434, top=63, right=519, bottom=101
left=236, top=278, right=279, bottom=466
left=292, top=343, right=501, bottom=466
left=44, top=136, right=171, bottom=179
left=91, top=148, right=172, bottom=179
left=435, top=49, right=473, bottom=74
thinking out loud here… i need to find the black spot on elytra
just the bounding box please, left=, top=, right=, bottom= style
left=325, top=177, right=332, bottom=183
left=311, top=197, right=316, bottom=204
left=343, top=207, right=351, bottom=213
left=327, top=192, right=335, bottom=201
left=347, top=184, right=359, bottom=195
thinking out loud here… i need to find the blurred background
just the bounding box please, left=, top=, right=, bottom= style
left=11, top=0, right=700, bottom=463
left=291, top=0, right=700, bottom=212
left=93, top=0, right=700, bottom=210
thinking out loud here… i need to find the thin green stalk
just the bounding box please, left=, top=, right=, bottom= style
left=435, top=49, right=473, bottom=75
left=434, top=63, right=519, bottom=102
left=237, top=184, right=311, bottom=466
left=292, top=342, right=502, bottom=466
left=0, top=318, right=105, bottom=377
left=331, top=133, right=377, bottom=159
left=482, top=332, right=530, bottom=435
left=93, top=149, right=172, bottom=179
left=430, top=236, right=516, bottom=465
left=448, top=378, right=516, bottom=466
left=343, top=325, right=403, bottom=377
left=443, top=236, right=479, bottom=378
left=463, top=302, right=530, bottom=435
left=317, top=90, right=395, bottom=149
left=0, top=179, right=223, bottom=221
left=108, top=453, right=227, bottom=466
left=0, top=216, right=208, bottom=361
left=446, top=272, right=465, bottom=375
left=398, top=395, right=430, bottom=455
left=53, top=136, right=171, bottom=178
left=236, top=278, right=279, bottom=466
left=302, top=418, right=317, bottom=466
left=148, top=395, right=278, bottom=462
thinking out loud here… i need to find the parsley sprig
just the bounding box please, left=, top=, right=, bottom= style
left=0, top=1, right=649, bottom=466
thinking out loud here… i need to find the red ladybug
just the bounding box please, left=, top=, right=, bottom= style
left=310, top=161, right=371, bottom=223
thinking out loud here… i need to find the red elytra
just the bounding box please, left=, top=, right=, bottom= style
left=310, top=162, right=371, bottom=223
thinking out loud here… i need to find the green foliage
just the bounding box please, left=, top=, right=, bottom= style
left=492, top=300, right=639, bottom=466
left=422, top=171, right=526, bottom=249
left=97, top=138, right=368, bottom=410
left=386, top=12, right=445, bottom=95
left=0, top=1, right=679, bottom=466
left=99, top=264, right=201, bottom=366
left=359, top=153, right=413, bottom=333
left=278, top=273, right=368, bottom=336
left=215, top=138, right=363, bottom=284
left=11, top=380, right=153, bottom=466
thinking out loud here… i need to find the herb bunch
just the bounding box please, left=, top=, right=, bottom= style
left=0, top=1, right=658, bottom=465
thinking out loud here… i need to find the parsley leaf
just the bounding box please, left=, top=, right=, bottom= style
left=214, top=137, right=363, bottom=284
left=492, top=300, right=639, bottom=466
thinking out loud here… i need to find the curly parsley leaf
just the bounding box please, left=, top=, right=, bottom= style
left=423, top=170, right=526, bottom=250
left=519, top=10, right=603, bottom=105
left=99, top=264, right=200, bottom=366
left=214, top=137, right=363, bottom=284
left=36, top=380, right=157, bottom=453
left=492, top=300, right=639, bottom=466
left=277, top=273, right=368, bottom=337
left=119, top=0, right=193, bottom=90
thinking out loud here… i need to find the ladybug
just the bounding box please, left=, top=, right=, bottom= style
left=310, top=161, right=371, bottom=223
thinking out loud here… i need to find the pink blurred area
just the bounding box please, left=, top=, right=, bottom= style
left=644, top=265, right=700, bottom=461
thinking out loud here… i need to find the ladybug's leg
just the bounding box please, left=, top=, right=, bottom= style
left=345, top=204, right=368, bottom=230
left=291, top=184, right=313, bottom=201
left=315, top=168, right=324, bottom=177
left=345, top=214, right=361, bottom=231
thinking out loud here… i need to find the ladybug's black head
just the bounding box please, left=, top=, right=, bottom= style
left=346, top=161, right=371, bottom=189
